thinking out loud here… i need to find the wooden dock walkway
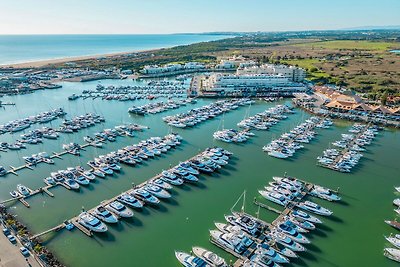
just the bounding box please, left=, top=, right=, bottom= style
left=27, top=149, right=212, bottom=238
left=233, top=179, right=316, bottom=267
left=317, top=123, right=371, bottom=172
left=4, top=137, right=111, bottom=177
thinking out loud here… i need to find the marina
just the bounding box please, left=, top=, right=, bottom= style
left=128, top=98, right=196, bottom=115
left=72, top=81, right=188, bottom=101
left=177, top=176, right=341, bottom=267
left=0, top=123, right=147, bottom=177
left=163, top=98, right=254, bottom=128
left=30, top=147, right=233, bottom=238
left=262, top=117, right=333, bottom=159
left=0, top=78, right=398, bottom=267
left=317, top=123, right=380, bottom=172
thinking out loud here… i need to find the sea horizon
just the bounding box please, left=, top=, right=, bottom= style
left=0, top=34, right=232, bottom=65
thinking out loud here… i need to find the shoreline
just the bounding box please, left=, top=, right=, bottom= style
left=0, top=35, right=235, bottom=69
left=0, top=48, right=160, bottom=69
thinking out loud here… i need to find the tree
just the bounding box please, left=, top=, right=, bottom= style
left=381, top=90, right=388, bottom=105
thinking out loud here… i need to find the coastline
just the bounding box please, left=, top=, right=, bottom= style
left=1, top=48, right=158, bottom=69
left=0, top=34, right=235, bottom=69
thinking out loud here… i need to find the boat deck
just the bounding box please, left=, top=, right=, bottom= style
left=26, top=149, right=216, bottom=239
left=231, top=179, right=317, bottom=267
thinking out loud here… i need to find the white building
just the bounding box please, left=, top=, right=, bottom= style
left=216, top=55, right=256, bottom=69
left=140, top=62, right=205, bottom=74
left=201, top=73, right=306, bottom=97
left=237, top=64, right=306, bottom=82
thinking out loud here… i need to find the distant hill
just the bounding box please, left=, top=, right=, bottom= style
left=342, top=25, right=400, bottom=30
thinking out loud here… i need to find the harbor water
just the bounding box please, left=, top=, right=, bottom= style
left=0, top=78, right=399, bottom=267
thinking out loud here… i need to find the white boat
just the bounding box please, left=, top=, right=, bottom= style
left=105, top=201, right=134, bottom=218
left=394, top=198, right=400, bottom=207
left=151, top=179, right=173, bottom=190
left=17, top=184, right=30, bottom=196
left=64, top=178, right=80, bottom=190
left=310, top=185, right=341, bottom=202
left=297, top=201, right=333, bottom=216
left=259, top=191, right=288, bottom=206
left=144, top=184, right=171, bottom=199
left=385, top=235, right=400, bottom=249
left=175, top=251, right=211, bottom=267
left=209, top=230, right=253, bottom=254
left=384, top=248, right=400, bottom=263
left=131, top=188, right=160, bottom=205
left=268, top=150, right=289, bottom=159
left=192, top=247, right=227, bottom=267
left=117, top=193, right=144, bottom=209
left=78, top=212, right=108, bottom=232
left=92, top=206, right=118, bottom=224
left=271, top=232, right=306, bottom=252
left=396, top=187, right=400, bottom=193
left=290, top=210, right=322, bottom=224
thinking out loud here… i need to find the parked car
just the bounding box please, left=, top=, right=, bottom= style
left=20, top=247, right=30, bottom=257
left=7, top=234, right=16, bottom=243
left=2, top=228, right=10, bottom=236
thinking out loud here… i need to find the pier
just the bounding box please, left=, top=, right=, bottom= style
left=317, top=123, right=375, bottom=172
left=25, top=148, right=221, bottom=239
left=225, top=178, right=326, bottom=267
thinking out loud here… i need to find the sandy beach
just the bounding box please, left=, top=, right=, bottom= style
left=0, top=50, right=148, bottom=69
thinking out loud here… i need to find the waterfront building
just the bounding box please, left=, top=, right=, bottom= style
left=216, top=55, right=256, bottom=69
left=196, top=73, right=307, bottom=97
left=140, top=62, right=205, bottom=74
left=237, top=63, right=306, bottom=82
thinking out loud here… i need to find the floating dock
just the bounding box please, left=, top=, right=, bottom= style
left=26, top=149, right=217, bottom=239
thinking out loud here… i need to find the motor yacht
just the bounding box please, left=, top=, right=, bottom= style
left=258, top=191, right=288, bottom=206
left=78, top=212, right=108, bottom=232
left=175, top=251, right=211, bottom=267
left=271, top=232, right=306, bottom=252
left=310, top=185, right=341, bottom=202
left=117, top=193, right=144, bottom=209
left=192, top=247, right=227, bottom=267
left=64, top=178, right=80, bottom=190
left=290, top=210, right=322, bottom=224
left=276, top=222, right=310, bottom=244
left=17, top=184, right=30, bottom=196
left=151, top=179, right=173, bottom=190
left=209, top=230, right=252, bottom=254
left=92, top=206, right=118, bottom=224
left=131, top=189, right=160, bottom=205
left=297, top=201, right=333, bottom=216
left=255, top=243, right=289, bottom=264
left=144, top=184, right=171, bottom=199
left=161, top=171, right=184, bottom=186
left=225, top=213, right=263, bottom=238
left=105, top=201, right=134, bottom=218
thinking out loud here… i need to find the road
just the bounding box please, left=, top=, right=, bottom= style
left=0, top=230, right=41, bottom=267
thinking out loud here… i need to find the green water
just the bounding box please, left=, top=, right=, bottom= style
left=0, top=79, right=399, bottom=267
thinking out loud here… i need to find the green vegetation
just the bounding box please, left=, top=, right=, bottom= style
left=278, top=58, right=320, bottom=70
left=292, top=40, right=398, bottom=51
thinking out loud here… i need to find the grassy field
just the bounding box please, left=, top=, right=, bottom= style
left=292, top=40, right=398, bottom=51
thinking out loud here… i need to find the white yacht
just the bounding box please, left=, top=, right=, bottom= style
left=105, top=201, right=134, bottom=218
left=78, top=212, right=108, bottom=232
left=92, top=206, right=118, bottom=224
left=144, top=184, right=171, bottom=199
left=192, top=247, right=227, bottom=267
left=258, top=191, right=288, bottom=206
left=297, top=201, right=333, bottom=216
left=175, top=251, right=211, bottom=267
left=117, top=193, right=144, bottom=209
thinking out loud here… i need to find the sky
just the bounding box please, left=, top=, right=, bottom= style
left=1, top=0, right=399, bottom=34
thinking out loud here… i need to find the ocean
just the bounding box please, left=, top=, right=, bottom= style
left=0, top=34, right=231, bottom=65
